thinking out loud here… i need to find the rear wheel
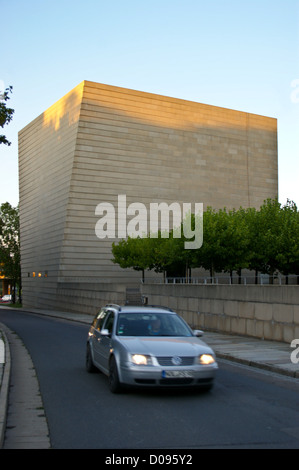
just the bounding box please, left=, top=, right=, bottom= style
left=86, top=343, right=97, bottom=373
left=108, top=356, right=122, bottom=393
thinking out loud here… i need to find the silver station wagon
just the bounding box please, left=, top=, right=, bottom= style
left=86, top=304, right=218, bottom=393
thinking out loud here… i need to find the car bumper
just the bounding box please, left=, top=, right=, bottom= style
left=119, top=362, right=218, bottom=388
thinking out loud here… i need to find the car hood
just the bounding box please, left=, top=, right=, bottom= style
left=116, top=336, right=214, bottom=356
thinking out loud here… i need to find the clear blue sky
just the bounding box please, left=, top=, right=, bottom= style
left=1, top=0, right=299, bottom=207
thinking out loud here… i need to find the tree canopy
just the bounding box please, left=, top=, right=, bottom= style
left=0, top=85, right=14, bottom=146
left=111, top=198, right=299, bottom=283
left=0, top=202, right=21, bottom=301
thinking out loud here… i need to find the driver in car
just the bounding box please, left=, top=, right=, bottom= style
left=148, top=317, right=162, bottom=335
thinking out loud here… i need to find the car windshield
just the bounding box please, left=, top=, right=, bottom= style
left=116, top=312, right=192, bottom=337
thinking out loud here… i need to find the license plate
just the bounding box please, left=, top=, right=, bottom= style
left=162, top=370, right=194, bottom=378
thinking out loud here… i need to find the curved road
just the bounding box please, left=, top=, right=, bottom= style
left=1, top=309, right=299, bottom=449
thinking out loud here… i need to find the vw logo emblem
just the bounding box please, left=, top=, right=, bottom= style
left=171, top=356, right=182, bottom=366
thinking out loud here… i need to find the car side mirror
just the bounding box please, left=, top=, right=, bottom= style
left=193, top=329, right=204, bottom=337
left=101, top=329, right=110, bottom=336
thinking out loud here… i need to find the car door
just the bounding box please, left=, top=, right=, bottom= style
left=94, top=310, right=115, bottom=373
left=92, top=309, right=109, bottom=367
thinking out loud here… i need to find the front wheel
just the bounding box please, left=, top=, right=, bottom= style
left=108, top=356, right=122, bottom=393
left=86, top=343, right=97, bottom=373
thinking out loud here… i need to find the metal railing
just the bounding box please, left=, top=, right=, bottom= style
left=141, top=274, right=299, bottom=286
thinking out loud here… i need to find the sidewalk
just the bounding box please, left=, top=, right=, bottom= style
left=0, top=306, right=298, bottom=448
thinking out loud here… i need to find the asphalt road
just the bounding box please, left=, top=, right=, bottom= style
left=1, top=309, right=299, bottom=449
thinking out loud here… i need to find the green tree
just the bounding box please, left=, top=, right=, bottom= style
left=112, top=236, right=153, bottom=282
left=0, top=202, right=21, bottom=302
left=219, top=208, right=251, bottom=283
left=0, top=86, right=14, bottom=146
left=111, top=198, right=299, bottom=284
left=275, top=200, right=299, bottom=282
left=111, top=213, right=198, bottom=280
left=246, top=198, right=299, bottom=283
left=112, top=233, right=186, bottom=281
left=248, top=199, right=282, bottom=281
left=191, top=207, right=226, bottom=277
left=149, top=232, right=186, bottom=278
left=244, top=206, right=261, bottom=283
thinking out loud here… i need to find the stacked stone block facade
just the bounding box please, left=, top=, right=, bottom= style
left=18, top=81, right=278, bottom=311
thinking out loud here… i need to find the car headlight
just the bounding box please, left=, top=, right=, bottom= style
left=198, top=354, right=215, bottom=365
left=131, top=354, right=152, bottom=365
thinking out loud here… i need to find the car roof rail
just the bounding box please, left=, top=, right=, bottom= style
left=144, top=305, right=174, bottom=312
left=105, top=303, right=122, bottom=311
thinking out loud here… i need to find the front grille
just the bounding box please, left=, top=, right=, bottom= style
left=156, top=356, right=195, bottom=366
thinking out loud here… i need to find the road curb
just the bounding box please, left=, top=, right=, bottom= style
left=215, top=351, right=299, bottom=378
left=0, top=325, right=11, bottom=449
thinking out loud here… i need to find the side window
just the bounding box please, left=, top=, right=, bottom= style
left=91, top=311, right=102, bottom=328
left=95, top=310, right=109, bottom=332
left=103, top=311, right=115, bottom=335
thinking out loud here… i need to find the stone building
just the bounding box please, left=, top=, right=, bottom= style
left=18, top=81, right=278, bottom=313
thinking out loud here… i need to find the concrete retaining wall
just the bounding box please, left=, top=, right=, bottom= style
left=140, top=284, right=299, bottom=343
left=22, top=282, right=127, bottom=316
left=55, top=282, right=127, bottom=315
